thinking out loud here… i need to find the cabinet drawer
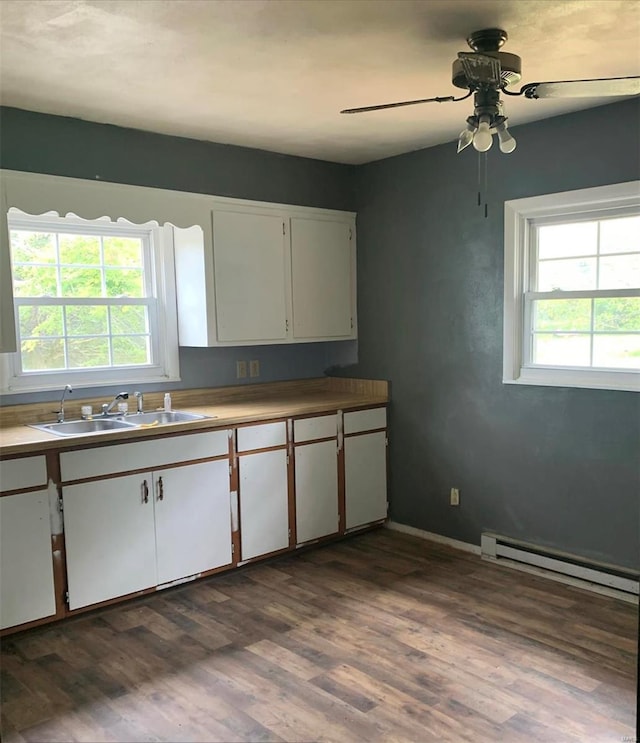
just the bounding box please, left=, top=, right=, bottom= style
left=1, top=455, right=47, bottom=492
left=294, top=414, right=337, bottom=443
left=237, top=422, right=286, bottom=452
left=60, top=430, right=230, bottom=482
left=344, top=407, right=387, bottom=435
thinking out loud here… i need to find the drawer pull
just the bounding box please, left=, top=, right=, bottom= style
left=157, top=476, right=164, bottom=501
left=142, top=479, right=149, bottom=504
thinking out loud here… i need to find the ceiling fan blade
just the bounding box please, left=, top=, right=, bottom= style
left=340, top=95, right=457, bottom=114
left=457, top=52, right=501, bottom=87
left=522, top=76, right=640, bottom=99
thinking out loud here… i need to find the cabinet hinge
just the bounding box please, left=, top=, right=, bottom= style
left=288, top=528, right=292, bottom=539
left=349, top=227, right=352, bottom=240
left=64, top=591, right=69, bottom=605
left=286, top=318, right=289, bottom=332
left=350, top=317, right=353, bottom=329
left=283, top=221, right=286, bottom=235
left=229, top=464, right=232, bottom=477
left=231, top=543, right=235, bottom=554
left=286, top=454, right=290, bottom=466
left=385, top=437, right=389, bottom=446
left=58, top=497, right=64, bottom=513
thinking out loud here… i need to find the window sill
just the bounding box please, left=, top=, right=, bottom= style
left=503, top=367, right=639, bottom=393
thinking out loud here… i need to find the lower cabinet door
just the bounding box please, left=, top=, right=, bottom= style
left=344, top=431, right=388, bottom=530
left=295, top=440, right=339, bottom=544
left=0, top=490, right=56, bottom=629
left=63, top=474, right=157, bottom=610
left=154, top=460, right=232, bottom=585
left=239, top=449, right=289, bottom=561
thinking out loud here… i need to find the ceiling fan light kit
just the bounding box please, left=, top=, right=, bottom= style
left=341, top=27, right=640, bottom=156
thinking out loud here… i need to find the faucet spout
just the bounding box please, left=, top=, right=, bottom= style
left=101, top=392, right=129, bottom=416
left=57, top=384, right=73, bottom=423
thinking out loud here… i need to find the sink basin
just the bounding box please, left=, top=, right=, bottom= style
left=30, top=418, right=139, bottom=437
left=119, top=410, right=213, bottom=425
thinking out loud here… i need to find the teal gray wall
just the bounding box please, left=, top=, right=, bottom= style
left=1, top=102, right=638, bottom=569
left=345, top=98, right=639, bottom=569
left=0, top=107, right=358, bottom=405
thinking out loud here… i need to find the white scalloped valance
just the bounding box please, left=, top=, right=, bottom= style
left=0, top=169, right=213, bottom=229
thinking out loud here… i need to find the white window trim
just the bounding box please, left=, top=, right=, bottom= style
left=503, top=181, right=640, bottom=393
left=1, top=213, right=180, bottom=394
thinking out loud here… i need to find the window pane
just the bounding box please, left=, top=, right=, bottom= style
left=12, top=265, right=58, bottom=297
left=18, top=305, right=63, bottom=338
left=67, top=337, right=110, bottom=368
left=110, top=305, right=148, bottom=335
left=11, top=230, right=56, bottom=264
left=594, top=297, right=640, bottom=332
left=593, top=335, right=640, bottom=369
left=537, top=258, right=596, bottom=291
left=66, top=306, right=108, bottom=336
left=60, top=267, right=103, bottom=297
left=105, top=268, right=144, bottom=297
left=103, top=237, right=143, bottom=266
left=21, top=339, right=65, bottom=371
left=537, top=222, right=597, bottom=260
left=112, top=336, right=150, bottom=366
left=598, top=254, right=640, bottom=289
left=533, top=299, right=591, bottom=332
left=59, top=234, right=100, bottom=265
left=532, top=334, right=591, bottom=366
left=600, top=216, right=640, bottom=254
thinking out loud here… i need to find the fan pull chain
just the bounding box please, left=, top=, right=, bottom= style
left=484, top=151, right=489, bottom=218
left=477, top=151, right=489, bottom=217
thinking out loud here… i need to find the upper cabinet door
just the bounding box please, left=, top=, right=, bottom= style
left=290, top=218, right=355, bottom=340
left=213, top=209, right=288, bottom=342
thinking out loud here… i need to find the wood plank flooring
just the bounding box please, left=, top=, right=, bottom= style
left=1, top=529, right=637, bottom=742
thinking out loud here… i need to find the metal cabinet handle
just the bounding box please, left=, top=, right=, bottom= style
left=157, top=476, right=164, bottom=501
left=142, top=479, right=149, bottom=504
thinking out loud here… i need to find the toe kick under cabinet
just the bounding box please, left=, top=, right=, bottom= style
left=60, top=431, right=233, bottom=610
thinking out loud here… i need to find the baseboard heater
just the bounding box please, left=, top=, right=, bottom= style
left=481, top=532, right=639, bottom=599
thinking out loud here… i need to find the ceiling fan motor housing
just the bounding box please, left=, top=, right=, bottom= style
left=452, top=51, right=522, bottom=90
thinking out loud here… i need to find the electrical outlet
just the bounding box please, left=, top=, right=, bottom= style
left=249, top=360, right=260, bottom=378
left=450, top=487, right=460, bottom=506
left=236, top=360, right=247, bottom=379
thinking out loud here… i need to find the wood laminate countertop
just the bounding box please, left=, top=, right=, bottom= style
left=0, top=377, right=389, bottom=457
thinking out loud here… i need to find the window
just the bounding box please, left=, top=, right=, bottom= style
left=2, top=211, right=179, bottom=393
left=504, top=182, right=640, bottom=392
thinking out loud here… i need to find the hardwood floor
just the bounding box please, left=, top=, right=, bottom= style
left=1, top=529, right=637, bottom=742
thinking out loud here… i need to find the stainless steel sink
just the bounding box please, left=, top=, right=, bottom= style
left=29, top=418, right=140, bottom=437
left=119, top=410, right=213, bottom=425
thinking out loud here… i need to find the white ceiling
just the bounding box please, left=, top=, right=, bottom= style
left=1, top=0, right=639, bottom=164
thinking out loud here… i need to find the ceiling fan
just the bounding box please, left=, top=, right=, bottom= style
left=341, top=29, right=640, bottom=154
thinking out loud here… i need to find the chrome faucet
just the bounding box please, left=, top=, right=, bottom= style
left=56, top=384, right=73, bottom=423
left=134, top=391, right=144, bottom=413
left=101, top=392, right=129, bottom=416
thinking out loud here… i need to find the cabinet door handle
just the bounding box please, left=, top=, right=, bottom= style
left=157, top=476, right=164, bottom=501
left=142, top=479, right=149, bottom=504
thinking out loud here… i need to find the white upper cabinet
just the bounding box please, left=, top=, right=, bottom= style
left=174, top=198, right=356, bottom=347
left=290, top=217, right=354, bottom=340
left=213, top=209, right=288, bottom=343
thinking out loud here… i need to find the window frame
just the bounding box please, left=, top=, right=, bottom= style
left=503, top=182, right=640, bottom=393
left=1, top=211, right=180, bottom=394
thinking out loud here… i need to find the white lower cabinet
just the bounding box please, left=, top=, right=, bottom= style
left=344, top=431, right=388, bottom=530
left=154, top=460, right=232, bottom=585
left=0, top=490, right=56, bottom=629
left=63, top=474, right=158, bottom=610
left=63, top=461, right=232, bottom=610
left=295, top=440, right=339, bottom=544
left=239, top=448, right=289, bottom=561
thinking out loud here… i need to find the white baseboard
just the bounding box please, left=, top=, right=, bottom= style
left=385, top=521, right=481, bottom=555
